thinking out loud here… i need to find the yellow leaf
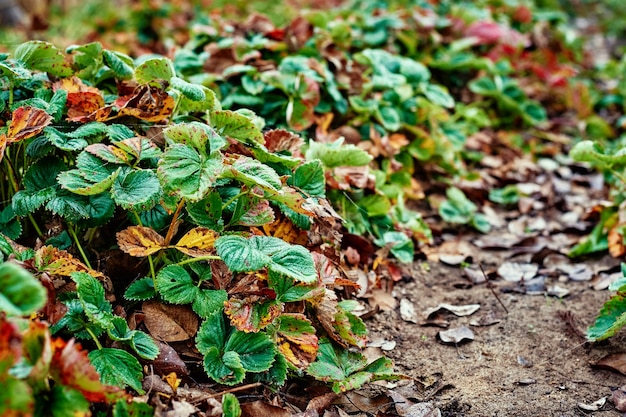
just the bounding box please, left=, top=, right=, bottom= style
left=174, top=227, right=218, bottom=257
left=116, top=226, right=165, bottom=257
left=35, top=246, right=104, bottom=279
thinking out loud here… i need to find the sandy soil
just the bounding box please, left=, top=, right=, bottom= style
left=346, top=251, right=626, bottom=417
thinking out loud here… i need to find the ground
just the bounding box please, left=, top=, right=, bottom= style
left=344, top=243, right=626, bottom=417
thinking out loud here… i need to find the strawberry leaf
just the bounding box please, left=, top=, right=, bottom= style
left=88, top=348, right=144, bottom=393
left=155, top=265, right=199, bottom=304
left=0, top=263, right=46, bottom=316
left=216, top=235, right=316, bottom=283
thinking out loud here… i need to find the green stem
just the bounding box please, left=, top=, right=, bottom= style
left=176, top=255, right=221, bottom=267
left=68, top=225, right=92, bottom=269
left=27, top=214, right=44, bottom=237
left=222, top=190, right=248, bottom=211
left=86, top=327, right=103, bottom=350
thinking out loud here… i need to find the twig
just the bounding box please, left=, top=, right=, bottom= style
left=480, top=263, right=508, bottom=314
left=190, top=382, right=262, bottom=404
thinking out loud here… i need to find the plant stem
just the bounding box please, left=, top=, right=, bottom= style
left=86, top=327, right=103, bottom=350
left=222, top=190, right=248, bottom=211
left=176, top=255, right=221, bottom=266
left=68, top=225, right=92, bottom=269
left=164, top=199, right=185, bottom=246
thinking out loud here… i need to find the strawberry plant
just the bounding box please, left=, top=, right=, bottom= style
left=0, top=38, right=405, bottom=414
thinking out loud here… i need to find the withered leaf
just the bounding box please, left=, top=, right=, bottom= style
left=438, top=326, right=475, bottom=344
left=424, top=303, right=480, bottom=319
left=7, top=106, right=53, bottom=142
left=174, top=227, right=218, bottom=257
left=142, top=301, right=199, bottom=342
left=35, top=246, right=105, bottom=279
left=262, top=215, right=308, bottom=245
left=0, top=106, right=52, bottom=162
left=116, top=85, right=175, bottom=123
left=151, top=341, right=189, bottom=376
left=592, top=353, right=626, bottom=376
left=116, top=226, right=165, bottom=257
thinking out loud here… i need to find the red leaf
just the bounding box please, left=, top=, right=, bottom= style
left=51, top=338, right=127, bottom=403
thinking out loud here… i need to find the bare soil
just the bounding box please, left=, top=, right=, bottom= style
left=348, top=250, right=626, bottom=417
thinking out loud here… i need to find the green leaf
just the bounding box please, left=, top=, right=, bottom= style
left=186, top=191, right=224, bottom=231
left=170, top=76, right=206, bottom=101
left=103, top=50, right=134, bottom=79
left=290, top=160, right=325, bottom=197
left=178, top=85, right=219, bottom=113
left=158, top=144, right=223, bottom=201
left=155, top=265, right=199, bottom=304
left=306, top=139, right=373, bottom=168
left=216, top=235, right=317, bottom=283
left=88, top=348, right=144, bottom=393
left=196, top=312, right=275, bottom=384
left=108, top=316, right=133, bottom=341
left=0, top=378, right=32, bottom=415
left=14, top=41, right=72, bottom=77
left=12, top=158, right=65, bottom=216
left=124, top=277, right=156, bottom=301
left=358, top=194, right=391, bottom=217
left=111, top=169, right=161, bottom=211
left=134, top=57, right=175, bottom=84
left=222, top=393, right=242, bottom=417
left=164, top=122, right=225, bottom=155
left=307, top=338, right=400, bottom=393
left=0, top=205, right=21, bottom=240
left=192, top=289, right=228, bottom=319
left=489, top=185, right=520, bottom=205
left=0, top=262, right=47, bottom=316
left=130, top=331, right=160, bottom=360
left=49, top=385, right=90, bottom=417
left=587, top=290, right=626, bottom=341
left=570, top=140, right=626, bottom=169
left=222, top=155, right=282, bottom=193
left=373, top=231, right=414, bottom=263
left=113, top=399, right=154, bottom=417
left=422, top=84, right=455, bottom=108
left=210, top=110, right=264, bottom=144
left=71, top=272, right=114, bottom=329
left=44, top=128, right=89, bottom=152
left=58, top=167, right=120, bottom=196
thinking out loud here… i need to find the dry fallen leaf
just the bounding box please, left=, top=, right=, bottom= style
left=387, top=390, right=442, bottom=417
left=400, top=298, right=418, bottom=324
left=469, top=310, right=501, bottom=327
left=438, top=326, right=474, bottom=344
left=592, top=353, right=626, bottom=376
left=577, top=397, right=606, bottom=412
left=142, top=301, right=199, bottom=342
left=240, top=401, right=292, bottom=417
left=497, top=262, right=538, bottom=282
left=424, top=303, right=480, bottom=319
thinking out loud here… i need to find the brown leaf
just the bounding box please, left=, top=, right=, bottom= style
left=592, top=353, right=626, bottom=376
left=151, top=341, right=189, bottom=376
left=116, top=84, right=175, bottom=122
left=7, top=106, right=52, bottom=142
left=116, top=226, right=165, bottom=257
left=174, top=227, right=218, bottom=257
left=0, top=106, right=52, bottom=162
left=241, top=401, right=292, bottom=417
left=609, top=226, right=626, bottom=258
left=263, top=129, right=304, bottom=156
left=142, top=301, right=199, bottom=342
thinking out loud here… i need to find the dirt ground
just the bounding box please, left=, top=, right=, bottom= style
left=346, top=247, right=626, bottom=417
